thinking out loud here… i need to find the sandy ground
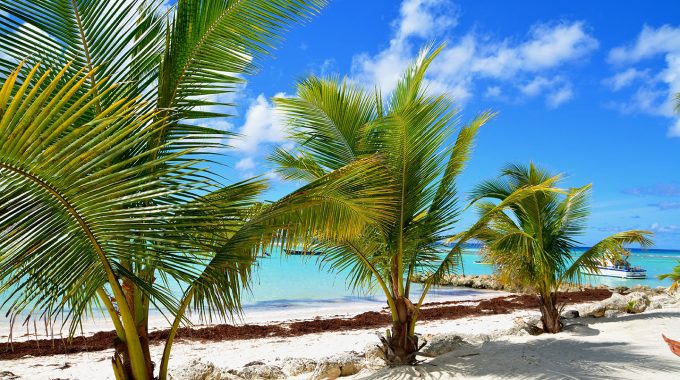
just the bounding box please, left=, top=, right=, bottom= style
left=1, top=296, right=679, bottom=379
left=361, top=308, right=680, bottom=379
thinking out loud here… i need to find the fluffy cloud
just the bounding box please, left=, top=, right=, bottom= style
left=233, top=93, right=287, bottom=152
left=228, top=93, right=293, bottom=177
left=520, top=76, right=559, bottom=97
left=517, top=76, right=573, bottom=108
left=608, top=25, right=680, bottom=64
left=351, top=0, right=597, bottom=107
left=472, top=22, right=598, bottom=78
left=605, top=68, right=648, bottom=91
left=395, top=0, right=458, bottom=44
left=235, top=157, right=256, bottom=171
left=607, top=25, right=680, bottom=137
left=520, top=22, right=599, bottom=70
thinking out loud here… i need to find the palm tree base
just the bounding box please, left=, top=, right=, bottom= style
left=539, top=297, right=563, bottom=334
left=378, top=323, right=426, bottom=365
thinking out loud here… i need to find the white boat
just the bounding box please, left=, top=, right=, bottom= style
left=585, top=256, right=647, bottom=279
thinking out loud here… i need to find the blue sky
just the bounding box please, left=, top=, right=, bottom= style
left=216, top=0, right=680, bottom=249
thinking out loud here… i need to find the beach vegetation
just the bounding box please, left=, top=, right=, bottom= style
left=466, top=163, right=653, bottom=333
left=272, top=45, right=499, bottom=364
left=0, top=2, right=404, bottom=379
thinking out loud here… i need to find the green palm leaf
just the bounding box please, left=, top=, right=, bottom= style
left=272, top=44, right=495, bottom=363
left=465, top=163, right=653, bottom=332
left=0, top=61, right=212, bottom=330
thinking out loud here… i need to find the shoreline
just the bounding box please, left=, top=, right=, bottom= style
left=1, top=287, right=678, bottom=380
left=0, top=289, right=611, bottom=361
left=0, top=286, right=507, bottom=343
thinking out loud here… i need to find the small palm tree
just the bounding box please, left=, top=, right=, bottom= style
left=272, top=45, right=496, bottom=364
left=467, top=163, right=653, bottom=333
left=660, top=263, right=680, bottom=294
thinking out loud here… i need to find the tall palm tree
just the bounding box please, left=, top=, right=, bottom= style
left=272, top=45, right=496, bottom=364
left=467, top=163, right=653, bottom=333
left=0, top=62, right=393, bottom=379
left=0, top=2, right=395, bottom=379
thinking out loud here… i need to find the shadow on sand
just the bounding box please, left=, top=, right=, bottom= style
left=362, top=311, right=680, bottom=380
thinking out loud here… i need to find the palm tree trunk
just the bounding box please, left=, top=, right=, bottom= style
left=538, top=292, right=561, bottom=333
left=119, top=278, right=154, bottom=379
left=380, top=297, right=421, bottom=365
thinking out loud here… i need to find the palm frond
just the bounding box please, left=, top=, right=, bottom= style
left=155, top=0, right=327, bottom=149
left=273, top=76, right=377, bottom=171
left=0, top=62, right=216, bottom=335
left=434, top=177, right=564, bottom=284
left=189, top=156, right=396, bottom=321
left=563, top=230, right=654, bottom=283
left=269, top=147, right=327, bottom=181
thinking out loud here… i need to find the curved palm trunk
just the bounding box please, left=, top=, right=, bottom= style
left=380, top=297, right=422, bottom=365
left=538, top=292, right=562, bottom=333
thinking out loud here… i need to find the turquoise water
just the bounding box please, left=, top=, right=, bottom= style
left=1, top=247, right=679, bottom=314
left=241, top=247, right=680, bottom=306
left=452, top=247, right=680, bottom=289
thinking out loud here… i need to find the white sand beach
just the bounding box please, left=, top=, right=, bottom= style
left=2, top=291, right=679, bottom=380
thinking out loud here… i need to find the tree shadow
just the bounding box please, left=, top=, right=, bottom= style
left=583, top=311, right=680, bottom=325
left=361, top=337, right=680, bottom=379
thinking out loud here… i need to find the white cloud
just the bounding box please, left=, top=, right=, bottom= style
left=519, top=22, right=599, bottom=71
left=350, top=0, right=595, bottom=108
left=235, top=157, right=256, bottom=171
left=233, top=93, right=288, bottom=152
left=607, top=25, right=680, bottom=136
left=395, top=0, right=457, bottom=44
left=605, top=68, right=647, bottom=91
left=546, top=84, right=573, bottom=108
left=519, top=76, right=558, bottom=97
left=470, top=22, right=597, bottom=79
left=352, top=47, right=411, bottom=95
left=518, top=76, right=572, bottom=108
left=649, top=223, right=680, bottom=235
left=608, top=25, right=680, bottom=64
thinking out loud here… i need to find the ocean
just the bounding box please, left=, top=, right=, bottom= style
left=240, top=247, right=680, bottom=308
left=1, top=247, right=679, bottom=316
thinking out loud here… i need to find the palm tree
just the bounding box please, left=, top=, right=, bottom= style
left=660, top=263, right=680, bottom=293
left=467, top=163, right=653, bottom=333
left=271, top=45, right=496, bottom=364
left=0, top=62, right=393, bottom=379
left=0, top=2, right=395, bottom=379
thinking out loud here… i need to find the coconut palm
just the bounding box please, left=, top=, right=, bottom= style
left=0, top=2, right=393, bottom=379
left=467, top=163, right=653, bottom=333
left=271, top=45, right=497, bottom=364
left=0, top=61, right=393, bottom=379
